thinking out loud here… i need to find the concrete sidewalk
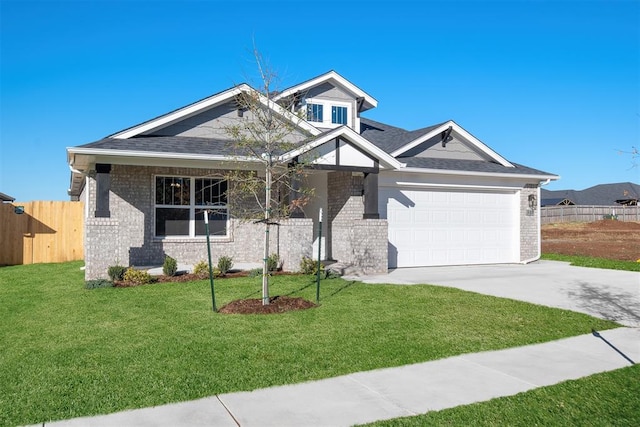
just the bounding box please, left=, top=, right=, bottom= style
left=43, top=327, right=639, bottom=427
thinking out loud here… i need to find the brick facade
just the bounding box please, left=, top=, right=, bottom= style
left=332, top=219, right=388, bottom=274
left=325, top=171, right=387, bottom=274
left=84, top=166, right=387, bottom=280
left=328, top=172, right=364, bottom=222
left=84, top=165, right=315, bottom=280
left=83, top=165, right=537, bottom=280
left=519, top=183, right=540, bottom=261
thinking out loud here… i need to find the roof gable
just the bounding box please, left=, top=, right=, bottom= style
left=281, top=126, right=403, bottom=170
left=274, top=70, right=378, bottom=112
left=399, top=133, right=486, bottom=161
left=110, top=84, right=321, bottom=140
left=144, top=98, right=310, bottom=144
left=360, top=117, right=558, bottom=179
left=390, top=121, right=514, bottom=168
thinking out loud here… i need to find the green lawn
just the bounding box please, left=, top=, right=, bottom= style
left=362, top=364, right=640, bottom=427
left=542, top=253, right=640, bottom=272
left=0, top=262, right=620, bottom=426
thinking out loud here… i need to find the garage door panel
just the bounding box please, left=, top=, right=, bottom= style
left=382, top=188, right=518, bottom=268
left=449, top=210, right=465, bottom=224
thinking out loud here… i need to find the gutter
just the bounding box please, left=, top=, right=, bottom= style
left=398, top=166, right=559, bottom=181
left=67, top=155, right=88, bottom=198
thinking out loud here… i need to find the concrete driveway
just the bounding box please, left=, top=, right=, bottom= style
left=349, top=260, right=640, bottom=327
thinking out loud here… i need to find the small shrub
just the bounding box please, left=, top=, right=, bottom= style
left=107, top=265, right=127, bottom=281
left=123, top=267, right=154, bottom=285
left=193, top=260, right=221, bottom=279
left=325, top=269, right=341, bottom=279
left=163, top=255, right=178, bottom=276
left=85, top=279, right=114, bottom=289
left=267, top=253, right=280, bottom=271
left=193, top=260, right=209, bottom=279
left=299, top=256, right=324, bottom=276
left=249, top=268, right=263, bottom=278
left=217, top=256, right=234, bottom=275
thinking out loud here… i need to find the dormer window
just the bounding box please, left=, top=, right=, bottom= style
left=307, top=103, right=324, bottom=122
left=304, top=99, right=352, bottom=129
left=332, top=106, right=348, bottom=125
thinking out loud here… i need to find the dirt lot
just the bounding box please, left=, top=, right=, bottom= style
left=542, top=220, right=640, bottom=261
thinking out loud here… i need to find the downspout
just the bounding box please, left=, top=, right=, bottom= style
left=521, top=179, right=551, bottom=264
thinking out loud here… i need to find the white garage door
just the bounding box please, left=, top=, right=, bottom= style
left=380, top=188, right=519, bottom=268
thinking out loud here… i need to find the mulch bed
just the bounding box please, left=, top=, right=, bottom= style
left=114, top=270, right=317, bottom=314
left=218, top=295, right=317, bottom=314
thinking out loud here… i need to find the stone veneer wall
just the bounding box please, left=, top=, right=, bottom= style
left=520, top=183, right=540, bottom=262
left=84, top=165, right=313, bottom=280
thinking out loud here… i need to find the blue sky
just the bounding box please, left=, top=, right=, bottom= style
left=1, top=0, right=638, bottom=201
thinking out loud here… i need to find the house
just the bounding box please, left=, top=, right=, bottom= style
left=0, top=192, right=15, bottom=203
left=67, top=71, right=558, bottom=280
left=541, top=182, right=640, bottom=207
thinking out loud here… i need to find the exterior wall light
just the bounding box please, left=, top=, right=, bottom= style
left=527, top=194, right=537, bottom=216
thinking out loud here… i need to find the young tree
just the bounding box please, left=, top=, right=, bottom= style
left=225, top=48, right=313, bottom=305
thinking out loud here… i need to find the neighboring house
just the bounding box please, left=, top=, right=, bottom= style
left=67, top=71, right=558, bottom=280
left=542, top=182, right=640, bottom=207
left=0, top=192, right=15, bottom=203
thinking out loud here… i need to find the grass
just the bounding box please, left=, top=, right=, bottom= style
left=0, top=262, right=620, bottom=426
left=542, top=253, right=640, bottom=272
left=361, top=364, right=640, bottom=427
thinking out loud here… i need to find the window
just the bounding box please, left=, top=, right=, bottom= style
left=332, top=106, right=348, bottom=125
left=305, top=99, right=352, bottom=128
left=306, top=103, right=323, bottom=122
left=155, top=176, right=228, bottom=237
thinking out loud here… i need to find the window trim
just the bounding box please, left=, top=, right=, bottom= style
left=331, top=105, right=348, bottom=125
left=304, top=98, right=352, bottom=129
left=306, top=103, right=324, bottom=123
left=153, top=175, right=229, bottom=239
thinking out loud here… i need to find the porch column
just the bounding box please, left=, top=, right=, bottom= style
left=289, top=162, right=305, bottom=218
left=94, top=163, right=111, bottom=218
left=363, top=172, right=379, bottom=219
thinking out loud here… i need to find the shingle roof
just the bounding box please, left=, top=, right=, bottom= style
left=542, top=182, right=640, bottom=205
left=541, top=197, right=574, bottom=206
left=0, top=192, right=15, bottom=202
left=80, top=136, right=233, bottom=156
left=403, top=158, right=554, bottom=176
left=360, top=117, right=445, bottom=154
left=76, top=116, right=556, bottom=178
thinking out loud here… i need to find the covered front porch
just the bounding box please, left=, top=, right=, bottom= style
left=302, top=169, right=387, bottom=274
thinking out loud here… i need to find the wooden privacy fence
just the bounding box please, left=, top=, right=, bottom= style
left=0, top=201, right=84, bottom=265
left=541, top=205, right=640, bottom=224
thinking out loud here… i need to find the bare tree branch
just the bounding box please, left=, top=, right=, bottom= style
left=221, top=47, right=315, bottom=305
